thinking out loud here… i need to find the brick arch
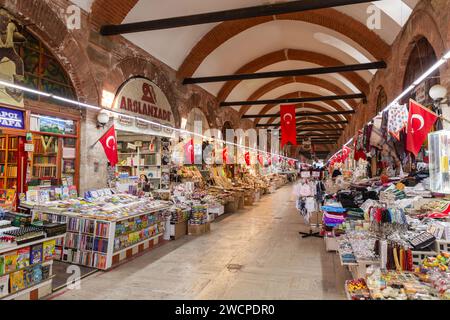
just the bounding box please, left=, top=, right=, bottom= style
left=266, top=107, right=348, bottom=128
left=255, top=97, right=350, bottom=125
left=239, top=75, right=357, bottom=117
left=397, top=8, right=446, bottom=97
left=179, top=8, right=389, bottom=78
left=90, top=0, right=138, bottom=27
left=2, top=0, right=99, bottom=103
left=254, top=91, right=351, bottom=125
left=269, top=116, right=346, bottom=129
left=102, top=56, right=182, bottom=126
left=218, top=49, right=369, bottom=103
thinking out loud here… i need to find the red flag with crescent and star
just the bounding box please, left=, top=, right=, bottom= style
left=257, top=153, right=264, bottom=166
left=184, top=138, right=195, bottom=164
left=406, top=99, right=438, bottom=157
left=280, top=105, right=297, bottom=147
left=244, top=151, right=251, bottom=166
left=222, top=147, right=228, bottom=164
left=99, top=125, right=118, bottom=166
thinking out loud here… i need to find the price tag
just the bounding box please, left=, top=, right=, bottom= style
left=24, top=143, right=34, bottom=152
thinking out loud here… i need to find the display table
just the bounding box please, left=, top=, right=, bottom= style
left=21, top=198, right=171, bottom=270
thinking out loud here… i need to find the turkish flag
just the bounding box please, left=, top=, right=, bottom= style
left=99, top=125, right=118, bottom=166
left=257, top=154, right=264, bottom=165
left=280, top=105, right=297, bottom=147
left=342, top=146, right=352, bottom=162
left=184, top=138, right=195, bottom=164
left=406, top=99, right=438, bottom=157
left=244, top=151, right=251, bottom=166
left=222, top=147, right=228, bottom=164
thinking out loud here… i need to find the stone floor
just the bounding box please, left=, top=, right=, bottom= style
left=50, top=184, right=350, bottom=300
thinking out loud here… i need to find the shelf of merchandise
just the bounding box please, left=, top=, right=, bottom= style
left=24, top=204, right=171, bottom=270
left=1, top=275, right=55, bottom=301
left=0, top=135, right=19, bottom=191
left=0, top=234, right=64, bottom=300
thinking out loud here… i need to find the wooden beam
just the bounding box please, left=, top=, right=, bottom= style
left=101, top=0, right=380, bottom=35
left=257, top=120, right=348, bottom=127
left=184, top=62, right=386, bottom=84
left=243, top=110, right=355, bottom=119
left=221, top=94, right=365, bottom=107
left=296, top=128, right=344, bottom=132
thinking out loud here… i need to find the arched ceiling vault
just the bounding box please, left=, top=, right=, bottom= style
left=83, top=0, right=419, bottom=153
left=177, top=8, right=389, bottom=78
left=239, top=75, right=359, bottom=117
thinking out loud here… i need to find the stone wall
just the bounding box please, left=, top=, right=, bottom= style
left=332, top=0, right=450, bottom=153
left=2, top=0, right=255, bottom=193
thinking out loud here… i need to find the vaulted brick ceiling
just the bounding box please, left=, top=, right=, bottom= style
left=80, top=0, right=419, bottom=151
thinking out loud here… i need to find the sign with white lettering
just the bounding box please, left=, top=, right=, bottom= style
left=0, top=106, right=24, bottom=129
left=113, top=77, right=175, bottom=127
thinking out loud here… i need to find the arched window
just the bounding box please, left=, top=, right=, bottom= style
left=222, top=121, right=233, bottom=141
left=18, top=29, right=76, bottom=102
left=376, top=87, right=387, bottom=114
left=402, top=37, right=439, bottom=105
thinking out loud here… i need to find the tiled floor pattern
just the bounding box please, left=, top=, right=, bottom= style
left=52, top=185, right=350, bottom=300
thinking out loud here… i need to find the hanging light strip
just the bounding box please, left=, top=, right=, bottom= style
left=329, top=49, right=450, bottom=161
left=0, top=80, right=299, bottom=163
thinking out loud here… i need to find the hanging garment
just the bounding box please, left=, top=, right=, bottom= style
left=296, top=198, right=311, bottom=223
left=388, top=102, right=408, bottom=140
left=305, top=197, right=316, bottom=213
left=370, top=116, right=384, bottom=149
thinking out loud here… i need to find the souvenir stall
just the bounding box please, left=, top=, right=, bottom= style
left=322, top=98, right=450, bottom=300
left=19, top=189, right=171, bottom=270
left=110, top=77, right=175, bottom=194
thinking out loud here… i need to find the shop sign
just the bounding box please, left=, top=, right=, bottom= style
left=136, top=119, right=149, bottom=129
left=414, top=82, right=427, bottom=104
left=0, top=106, right=24, bottom=129
left=24, top=143, right=34, bottom=152
left=300, top=171, right=311, bottom=178
left=114, top=77, right=175, bottom=127
left=312, top=171, right=321, bottom=178
left=118, top=115, right=133, bottom=126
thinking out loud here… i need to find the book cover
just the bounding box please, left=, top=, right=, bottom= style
left=16, top=247, right=30, bottom=269
left=68, top=185, right=78, bottom=198
left=38, top=190, right=50, bottom=203
left=62, top=187, right=69, bottom=199
left=0, top=274, right=9, bottom=297
left=32, top=265, right=42, bottom=284
left=10, top=270, right=24, bottom=293
left=0, top=255, right=4, bottom=275
left=26, top=190, right=38, bottom=203
left=24, top=267, right=34, bottom=287
left=43, top=240, right=56, bottom=261
left=54, top=187, right=62, bottom=200
left=41, top=264, right=50, bottom=280
left=30, top=244, right=43, bottom=265
left=4, top=251, right=18, bottom=273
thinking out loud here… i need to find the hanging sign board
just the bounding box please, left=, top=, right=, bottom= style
left=113, top=77, right=175, bottom=134
left=312, top=171, right=321, bottom=178
left=0, top=106, right=25, bottom=129
left=301, top=171, right=311, bottom=178
left=24, top=143, right=34, bottom=152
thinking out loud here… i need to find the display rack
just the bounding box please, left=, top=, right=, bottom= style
left=116, top=135, right=171, bottom=190
left=26, top=204, right=170, bottom=270
left=0, top=234, right=64, bottom=300
left=0, top=135, right=19, bottom=197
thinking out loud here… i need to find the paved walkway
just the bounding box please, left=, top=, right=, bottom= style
left=51, top=185, right=350, bottom=300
